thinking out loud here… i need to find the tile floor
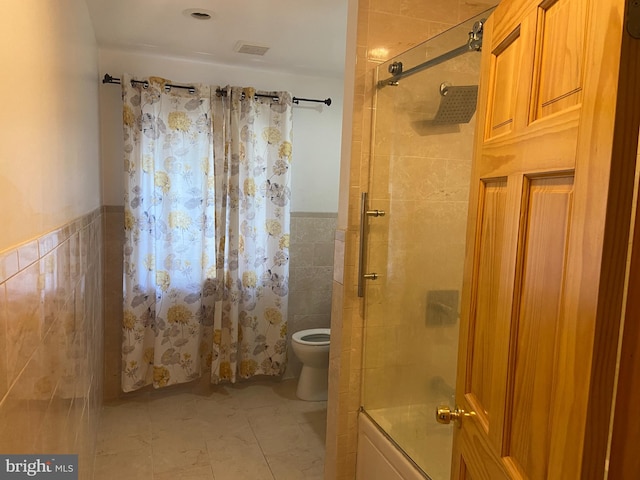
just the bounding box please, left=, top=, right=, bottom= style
left=94, top=378, right=327, bottom=480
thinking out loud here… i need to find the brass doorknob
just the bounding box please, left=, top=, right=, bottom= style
left=435, top=405, right=474, bottom=427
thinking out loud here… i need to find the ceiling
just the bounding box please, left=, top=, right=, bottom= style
left=84, top=0, right=349, bottom=78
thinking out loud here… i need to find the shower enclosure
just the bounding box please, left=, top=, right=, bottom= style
left=360, top=10, right=494, bottom=479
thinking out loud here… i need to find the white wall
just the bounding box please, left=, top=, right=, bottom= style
left=98, top=48, right=344, bottom=212
left=0, top=0, right=101, bottom=251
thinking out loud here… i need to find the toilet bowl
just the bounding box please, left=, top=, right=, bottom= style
left=291, top=328, right=331, bottom=401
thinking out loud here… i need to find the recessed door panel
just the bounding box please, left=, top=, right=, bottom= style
left=486, top=30, right=522, bottom=139
left=468, top=179, right=508, bottom=425
left=533, top=0, right=587, bottom=119
left=506, top=176, right=573, bottom=479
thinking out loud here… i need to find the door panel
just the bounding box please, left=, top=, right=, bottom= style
left=507, top=176, right=573, bottom=479
left=486, top=31, right=521, bottom=138
left=534, top=0, right=587, bottom=118
left=468, top=179, right=508, bottom=425
left=452, top=0, right=638, bottom=478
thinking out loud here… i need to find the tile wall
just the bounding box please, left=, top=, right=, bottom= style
left=287, top=213, right=337, bottom=377
left=0, top=208, right=104, bottom=478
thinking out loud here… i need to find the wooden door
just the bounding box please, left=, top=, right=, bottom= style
left=451, top=0, right=640, bottom=478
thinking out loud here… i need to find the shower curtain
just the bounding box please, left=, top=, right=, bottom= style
left=210, top=87, right=292, bottom=383
left=121, top=76, right=291, bottom=391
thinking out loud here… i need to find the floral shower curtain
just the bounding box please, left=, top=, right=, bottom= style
left=210, top=87, right=292, bottom=383
left=121, top=76, right=291, bottom=391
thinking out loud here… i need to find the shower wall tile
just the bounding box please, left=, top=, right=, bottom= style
left=398, top=0, right=459, bottom=24
left=0, top=208, right=103, bottom=476
left=459, top=1, right=499, bottom=21
left=366, top=13, right=432, bottom=63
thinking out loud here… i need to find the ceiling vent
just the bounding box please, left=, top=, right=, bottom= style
left=234, top=41, right=270, bottom=56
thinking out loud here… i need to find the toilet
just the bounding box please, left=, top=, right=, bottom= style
left=291, top=328, right=331, bottom=401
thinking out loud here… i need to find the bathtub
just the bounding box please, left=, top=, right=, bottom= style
left=356, top=401, right=455, bottom=480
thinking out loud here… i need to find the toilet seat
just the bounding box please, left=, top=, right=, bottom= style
left=292, top=328, right=331, bottom=346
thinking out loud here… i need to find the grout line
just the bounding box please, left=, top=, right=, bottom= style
left=246, top=410, right=277, bottom=480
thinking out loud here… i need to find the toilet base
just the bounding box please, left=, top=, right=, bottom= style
left=296, top=365, right=329, bottom=401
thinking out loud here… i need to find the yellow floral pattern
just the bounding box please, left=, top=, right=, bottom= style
left=265, top=219, right=282, bottom=236
left=121, top=74, right=216, bottom=392
left=167, top=111, right=192, bottom=132
left=123, top=104, right=135, bottom=127
left=167, top=304, right=193, bottom=324
left=278, top=141, right=292, bottom=161
left=264, top=307, right=282, bottom=325
left=154, top=171, right=171, bottom=193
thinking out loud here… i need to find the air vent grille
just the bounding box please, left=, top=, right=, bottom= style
left=234, top=41, right=270, bottom=56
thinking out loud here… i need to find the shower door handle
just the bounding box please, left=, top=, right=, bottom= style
left=366, top=209, right=386, bottom=217
left=358, top=192, right=383, bottom=297
left=358, top=192, right=368, bottom=297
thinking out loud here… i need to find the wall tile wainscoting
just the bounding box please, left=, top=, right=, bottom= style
left=0, top=209, right=104, bottom=478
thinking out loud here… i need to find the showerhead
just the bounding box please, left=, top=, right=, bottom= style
left=432, top=84, right=478, bottom=125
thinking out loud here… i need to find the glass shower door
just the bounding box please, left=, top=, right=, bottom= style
left=361, top=11, right=491, bottom=479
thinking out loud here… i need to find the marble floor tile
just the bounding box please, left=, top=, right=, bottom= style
left=208, top=440, right=275, bottom=480
left=94, top=446, right=153, bottom=480
left=152, top=418, right=210, bottom=474
left=266, top=447, right=325, bottom=480
left=154, top=465, right=215, bottom=480
left=94, top=378, right=326, bottom=479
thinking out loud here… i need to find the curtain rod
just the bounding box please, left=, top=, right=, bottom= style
left=102, top=74, right=331, bottom=106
